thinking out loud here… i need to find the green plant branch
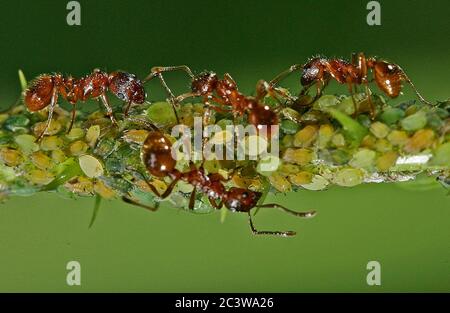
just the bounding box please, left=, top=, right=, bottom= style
left=0, top=75, right=449, bottom=226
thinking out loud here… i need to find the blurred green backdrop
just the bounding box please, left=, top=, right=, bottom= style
left=0, top=0, right=449, bottom=292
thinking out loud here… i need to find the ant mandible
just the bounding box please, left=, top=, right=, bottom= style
left=259, top=52, right=432, bottom=118
left=122, top=118, right=315, bottom=237
left=143, top=66, right=279, bottom=138
left=24, top=69, right=146, bottom=141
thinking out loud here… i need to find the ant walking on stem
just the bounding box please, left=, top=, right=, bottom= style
left=24, top=69, right=146, bottom=141
left=260, top=52, right=432, bottom=118
left=143, top=66, right=280, bottom=138
left=122, top=118, right=316, bottom=237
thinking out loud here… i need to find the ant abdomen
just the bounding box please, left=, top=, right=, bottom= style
left=141, top=131, right=177, bottom=178
left=24, top=75, right=60, bottom=112
left=109, top=71, right=146, bottom=105
left=371, top=61, right=403, bottom=98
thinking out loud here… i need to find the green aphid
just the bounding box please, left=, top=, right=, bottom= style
left=3, top=115, right=30, bottom=132
left=94, top=137, right=119, bottom=158
left=380, top=107, right=405, bottom=125
left=99, top=176, right=133, bottom=195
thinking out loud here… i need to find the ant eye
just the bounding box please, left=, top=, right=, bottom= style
left=242, top=192, right=248, bottom=199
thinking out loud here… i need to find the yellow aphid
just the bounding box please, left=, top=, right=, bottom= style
left=331, top=133, right=346, bottom=147
left=86, top=125, right=101, bottom=148
left=370, top=122, right=390, bottom=139
left=70, top=140, right=89, bottom=156
left=293, top=125, right=318, bottom=147
left=376, top=151, right=398, bottom=172
left=282, top=148, right=314, bottom=165
left=30, top=151, right=53, bottom=170
left=51, top=149, right=66, bottom=163
left=26, top=169, right=55, bottom=185
left=269, top=172, right=291, bottom=193
left=33, top=120, right=62, bottom=136
left=65, top=176, right=94, bottom=195
left=123, top=129, right=150, bottom=145
left=40, top=136, right=63, bottom=151
left=404, top=129, right=435, bottom=153
left=374, top=138, right=392, bottom=153
left=318, top=124, right=334, bottom=148
left=94, top=180, right=116, bottom=199
left=289, top=171, right=313, bottom=186
left=387, top=130, right=409, bottom=146
left=150, top=179, right=167, bottom=195
left=66, top=128, right=85, bottom=141
left=0, top=148, right=22, bottom=167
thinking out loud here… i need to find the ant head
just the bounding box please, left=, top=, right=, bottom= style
left=224, top=187, right=262, bottom=213
left=191, top=71, right=218, bottom=94
left=109, top=72, right=146, bottom=104
left=300, top=57, right=326, bottom=86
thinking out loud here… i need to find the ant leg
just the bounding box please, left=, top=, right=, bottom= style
left=155, top=73, right=180, bottom=124
left=188, top=188, right=196, bottom=210
left=122, top=196, right=159, bottom=212
left=208, top=197, right=222, bottom=209
left=256, top=64, right=303, bottom=102
left=99, top=93, right=118, bottom=126
left=256, top=203, right=316, bottom=218
left=67, top=104, right=77, bottom=134
left=160, top=177, right=181, bottom=198
left=144, top=65, right=195, bottom=124
left=206, top=104, right=232, bottom=114
left=141, top=176, right=180, bottom=199
left=347, top=80, right=359, bottom=113
left=308, top=79, right=325, bottom=104
left=256, top=80, right=296, bottom=106
left=364, top=81, right=376, bottom=119
left=36, top=87, right=58, bottom=142
left=247, top=212, right=296, bottom=237
left=123, top=100, right=132, bottom=117
left=299, top=83, right=313, bottom=96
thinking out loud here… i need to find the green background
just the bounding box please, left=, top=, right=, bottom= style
left=0, top=0, right=449, bottom=292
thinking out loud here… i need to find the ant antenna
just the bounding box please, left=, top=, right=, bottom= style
left=269, top=64, right=303, bottom=87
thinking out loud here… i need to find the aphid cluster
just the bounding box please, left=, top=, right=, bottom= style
left=21, top=53, right=436, bottom=236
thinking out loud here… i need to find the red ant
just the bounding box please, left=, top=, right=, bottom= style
left=24, top=69, right=146, bottom=141
left=259, top=53, right=432, bottom=118
left=143, top=66, right=279, bottom=138
left=122, top=118, right=315, bottom=237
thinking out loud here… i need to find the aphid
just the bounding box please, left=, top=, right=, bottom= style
left=260, top=53, right=432, bottom=117
left=123, top=119, right=315, bottom=237
left=144, top=66, right=279, bottom=138
left=24, top=69, right=146, bottom=141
